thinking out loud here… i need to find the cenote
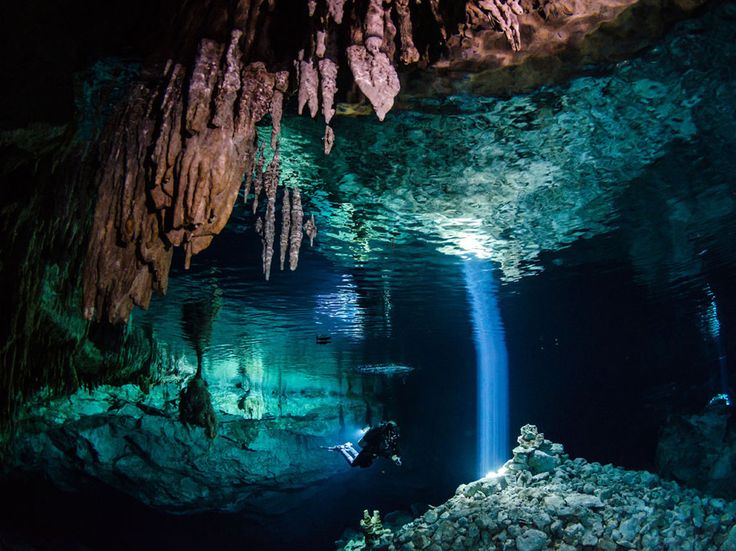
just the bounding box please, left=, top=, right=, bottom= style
left=3, top=0, right=736, bottom=549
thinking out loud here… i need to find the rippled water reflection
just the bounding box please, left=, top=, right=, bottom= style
left=140, top=3, right=736, bottom=369
left=103, top=4, right=736, bottom=547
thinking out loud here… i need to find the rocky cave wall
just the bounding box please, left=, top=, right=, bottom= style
left=0, top=0, right=711, bottom=430
left=81, top=0, right=711, bottom=326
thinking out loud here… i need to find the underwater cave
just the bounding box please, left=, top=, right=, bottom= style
left=2, top=0, right=736, bottom=549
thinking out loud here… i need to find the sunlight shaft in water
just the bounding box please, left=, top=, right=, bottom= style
left=706, top=286, right=730, bottom=401
left=464, top=258, right=509, bottom=477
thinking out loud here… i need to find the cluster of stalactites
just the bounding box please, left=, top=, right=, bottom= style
left=465, top=0, right=525, bottom=51
left=294, top=0, right=536, bottom=150
left=249, top=152, right=316, bottom=280
left=297, top=0, right=443, bottom=154
left=83, top=26, right=286, bottom=323
left=246, top=80, right=316, bottom=281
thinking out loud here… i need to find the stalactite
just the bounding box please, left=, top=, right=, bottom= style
left=255, top=215, right=265, bottom=271
left=83, top=82, right=164, bottom=322
left=319, top=58, right=338, bottom=125
left=346, top=0, right=400, bottom=121
left=471, top=0, right=524, bottom=51
left=85, top=0, right=592, bottom=321
left=395, top=0, right=420, bottom=64
left=316, top=30, right=327, bottom=58
left=429, top=0, right=448, bottom=40
left=289, top=187, right=304, bottom=271
left=212, top=30, right=243, bottom=129
left=262, top=151, right=279, bottom=280
left=270, top=71, right=289, bottom=150
left=243, top=141, right=257, bottom=203
left=185, top=40, right=224, bottom=135
left=304, top=214, right=317, bottom=247
left=328, top=0, right=346, bottom=24
left=252, top=143, right=265, bottom=214
left=383, top=5, right=398, bottom=62
left=297, top=58, right=319, bottom=119
left=324, top=125, right=335, bottom=155
left=243, top=0, right=266, bottom=58
left=84, top=7, right=282, bottom=322
left=150, top=63, right=185, bottom=212
left=279, top=187, right=291, bottom=271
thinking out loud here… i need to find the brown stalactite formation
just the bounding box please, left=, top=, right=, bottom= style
left=0, top=0, right=711, bottom=433
left=382, top=5, right=398, bottom=62
left=243, top=142, right=258, bottom=203
left=396, top=0, right=420, bottom=64
left=289, top=187, right=304, bottom=271
left=470, top=0, right=524, bottom=52
left=429, top=0, right=448, bottom=40
left=270, top=71, right=289, bottom=150
left=251, top=144, right=266, bottom=213
left=279, top=187, right=291, bottom=271
left=80, top=0, right=711, bottom=324
left=324, top=125, right=335, bottom=155
left=319, top=58, right=338, bottom=125
left=327, top=0, right=346, bottom=24
left=83, top=82, right=168, bottom=323
left=304, top=215, right=317, bottom=247
left=316, top=30, right=327, bottom=59
left=346, top=0, right=401, bottom=121
left=262, top=151, right=280, bottom=281
left=297, top=58, right=320, bottom=119
left=83, top=4, right=284, bottom=323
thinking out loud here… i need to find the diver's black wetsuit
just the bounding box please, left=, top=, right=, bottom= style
left=328, top=421, right=401, bottom=468
left=353, top=422, right=400, bottom=467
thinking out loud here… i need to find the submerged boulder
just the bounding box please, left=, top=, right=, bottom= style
left=179, top=376, right=218, bottom=439
left=657, top=401, right=736, bottom=499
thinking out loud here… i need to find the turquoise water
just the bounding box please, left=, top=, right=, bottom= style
left=3, top=3, right=736, bottom=550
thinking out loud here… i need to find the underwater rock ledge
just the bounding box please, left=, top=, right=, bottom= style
left=339, top=425, right=736, bottom=551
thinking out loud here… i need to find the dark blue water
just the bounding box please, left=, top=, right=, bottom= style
left=3, top=3, right=736, bottom=550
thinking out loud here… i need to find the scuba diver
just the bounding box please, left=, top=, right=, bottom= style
left=325, top=421, right=402, bottom=468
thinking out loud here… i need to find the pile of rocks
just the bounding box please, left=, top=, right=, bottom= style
left=339, top=425, right=736, bottom=550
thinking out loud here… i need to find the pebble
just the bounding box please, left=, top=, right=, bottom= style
left=516, top=528, right=548, bottom=551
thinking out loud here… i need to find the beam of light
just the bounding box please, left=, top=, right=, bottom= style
left=484, top=465, right=507, bottom=479
left=705, top=286, right=730, bottom=401
left=463, top=257, right=509, bottom=477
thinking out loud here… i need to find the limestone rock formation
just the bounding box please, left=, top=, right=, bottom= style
left=262, top=152, right=280, bottom=280
left=395, top=0, right=420, bottom=64
left=466, top=0, right=524, bottom=52
left=251, top=144, right=266, bottom=213
left=298, top=58, right=320, bottom=119
left=339, top=425, right=736, bottom=550
left=82, top=7, right=283, bottom=323
left=346, top=0, right=400, bottom=122
left=289, top=187, right=304, bottom=271
left=279, top=187, right=291, bottom=271
left=657, top=401, right=736, bottom=499
left=360, top=510, right=393, bottom=550
left=178, top=297, right=220, bottom=439
left=304, top=214, right=318, bottom=247
left=5, top=357, right=379, bottom=513
left=319, top=58, right=338, bottom=124
left=77, top=0, right=709, bottom=325
left=179, top=376, right=218, bottom=439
